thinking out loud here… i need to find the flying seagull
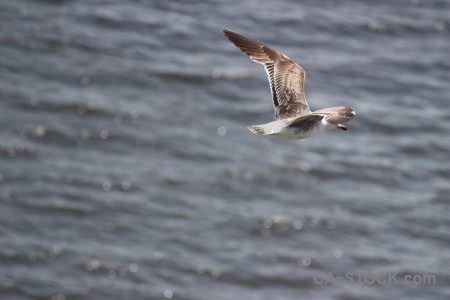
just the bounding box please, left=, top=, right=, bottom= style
left=223, top=29, right=355, bottom=140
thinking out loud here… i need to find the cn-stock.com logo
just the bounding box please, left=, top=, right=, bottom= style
left=313, top=272, right=436, bottom=285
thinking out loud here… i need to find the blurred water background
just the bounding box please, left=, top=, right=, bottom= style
left=1, top=0, right=450, bottom=299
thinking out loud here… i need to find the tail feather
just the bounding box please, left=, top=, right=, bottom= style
left=247, top=125, right=266, bottom=136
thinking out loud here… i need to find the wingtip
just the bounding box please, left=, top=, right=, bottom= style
left=223, top=28, right=233, bottom=37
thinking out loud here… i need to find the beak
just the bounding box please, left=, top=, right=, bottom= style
left=337, top=124, right=347, bottom=131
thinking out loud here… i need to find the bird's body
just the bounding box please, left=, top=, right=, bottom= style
left=247, top=116, right=336, bottom=140
left=223, top=29, right=356, bottom=140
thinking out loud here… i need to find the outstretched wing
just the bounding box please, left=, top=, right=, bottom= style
left=312, top=106, right=356, bottom=125
left=223, top=29, right=311, bottom=120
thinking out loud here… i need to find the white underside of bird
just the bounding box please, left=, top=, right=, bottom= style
left=248, top=117, right=338, bottom=140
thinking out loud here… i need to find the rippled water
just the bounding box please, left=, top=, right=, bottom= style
left=1, top=0, right=450, bottom=299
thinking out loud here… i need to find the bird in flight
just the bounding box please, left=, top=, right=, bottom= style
left=223, top=29, right=355, bottom=140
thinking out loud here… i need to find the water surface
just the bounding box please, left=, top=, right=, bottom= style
left=1, top=0, right=450, bottom=299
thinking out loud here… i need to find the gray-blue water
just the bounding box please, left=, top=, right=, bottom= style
left=1, top=0, right=450, bottom=299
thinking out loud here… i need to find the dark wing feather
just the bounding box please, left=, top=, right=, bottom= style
left=287, top=114, right=323, bottom=129
left=223, top=29, right=311, bottom=120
